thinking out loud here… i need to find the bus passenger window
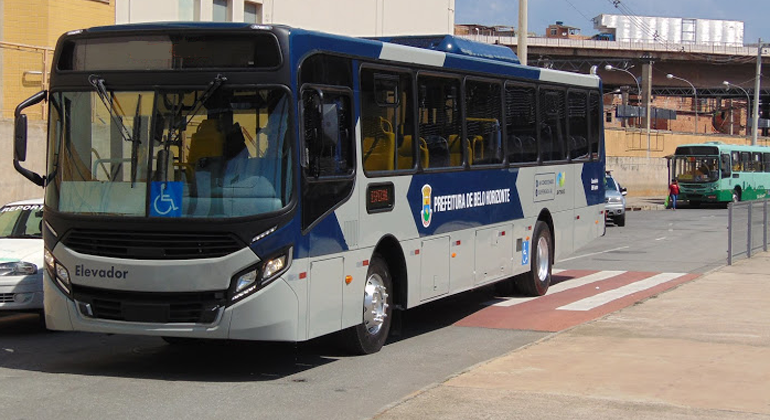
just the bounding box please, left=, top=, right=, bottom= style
left=588, top=92, right=602, bottom=160
left=505, top=83, right=538, bottom=164
left=465, top=79, right=502, bottom=166
left=568, top=90, right=589, bottom=160
left=732, top=151, right=741, bottom=171
left=360, top=69, right=416, bottom=172
left=539, top=89, right=568, bottom=162
left=418, top=75, right=461, bottom=169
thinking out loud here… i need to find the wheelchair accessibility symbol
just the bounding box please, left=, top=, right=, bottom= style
left=150, top=182, right=182, bottom=217
left=521, top=240, right=530, bottom=266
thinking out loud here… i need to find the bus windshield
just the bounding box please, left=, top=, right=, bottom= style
left=45, top=86, right=292, bottom=218
left=673, top=155, right=719, bottom=183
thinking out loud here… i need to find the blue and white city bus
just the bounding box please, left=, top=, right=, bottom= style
left=13, top=23, right=605, bottom=354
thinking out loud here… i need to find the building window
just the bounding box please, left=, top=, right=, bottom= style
left=213, top=0, right=230, bottom=22
left=179, top=0, right=196, bottom=21
left=245, top=2, right=262, bottom=23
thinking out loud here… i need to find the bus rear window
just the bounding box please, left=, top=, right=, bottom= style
left=59, top=33, right=281, bottom=71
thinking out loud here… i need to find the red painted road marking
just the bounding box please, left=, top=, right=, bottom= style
left=456, top=271, right=701, bottom=332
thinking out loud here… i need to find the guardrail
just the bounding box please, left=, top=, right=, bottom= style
left=458, top=34, right=769, bottom=57
left=728, top=198, right=770, bottom=264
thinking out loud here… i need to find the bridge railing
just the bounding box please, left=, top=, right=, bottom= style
left=460, top=35, right=767, bottom=58
left=728, top=198, right=770, bottom=265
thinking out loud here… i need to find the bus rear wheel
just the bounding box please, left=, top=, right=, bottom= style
left=515, top=221, right=552, bottom=297
left=342, top=254, right=393, bottom=355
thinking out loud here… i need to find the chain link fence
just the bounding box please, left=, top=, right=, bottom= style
left=728, top=198, right=770, bottom=264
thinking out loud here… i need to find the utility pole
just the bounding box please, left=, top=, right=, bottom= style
left=518, top=0, right=527, bottom=65
left=643, top=62, right=653, bottom=158
left=752, top=38, right=763, bottom=146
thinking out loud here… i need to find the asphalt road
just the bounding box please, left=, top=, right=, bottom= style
left=0, top=207, right=730, bottom=420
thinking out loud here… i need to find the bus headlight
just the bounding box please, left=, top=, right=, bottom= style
left=229, top=247, right=292, bottom=303
left=44, top=249, right=72, bottom=296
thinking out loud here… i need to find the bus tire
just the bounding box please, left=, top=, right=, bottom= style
left=732, top=190, right=740, bottom=203
left=342, top=254, right=393, bottom=355
left=515, top=221, right=552, bottom=296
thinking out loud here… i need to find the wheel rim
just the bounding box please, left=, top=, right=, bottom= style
left=536, top=236, right=550, bottom=282
left=363, top=273, right=389, bottom=336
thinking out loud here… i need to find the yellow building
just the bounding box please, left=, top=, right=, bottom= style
left=1, top=0, right=115, bottom=120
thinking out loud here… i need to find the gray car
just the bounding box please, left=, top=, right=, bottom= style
left=605, top=173, right=627, bottom=226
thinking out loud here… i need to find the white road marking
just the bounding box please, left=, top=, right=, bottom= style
left=556, top=272, right=686, bottom=311
left=558, top=246, right=630, bottom=262
left=655, top=237, right=667, bottom=241
left=484, top=270, right=626, bottom=307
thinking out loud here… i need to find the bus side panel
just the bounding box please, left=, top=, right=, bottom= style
left=474, top=224, right=514, bottom=285
left=306, top=257, right=344, bottom=338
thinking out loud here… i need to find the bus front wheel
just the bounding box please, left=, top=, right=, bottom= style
left=342, top=254, right=393, bottom=355
left=515, top=221, right=552, bottom=296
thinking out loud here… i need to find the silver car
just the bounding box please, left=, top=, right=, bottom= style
left=0, top=198, right=44, bottom=315
left=605, top=174, right=627, bottom=227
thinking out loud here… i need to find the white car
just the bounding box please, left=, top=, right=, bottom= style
left=0, top=198, right=44, bottom=315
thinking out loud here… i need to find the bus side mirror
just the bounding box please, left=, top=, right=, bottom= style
left=13, top=90, right=47, bottom=187
left=14, top=114, right=28, bottom=162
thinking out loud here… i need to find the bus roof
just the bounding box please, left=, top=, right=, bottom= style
left=58, top=23, right=601, bottom=89
left=676, top=142, right=770, bottom=153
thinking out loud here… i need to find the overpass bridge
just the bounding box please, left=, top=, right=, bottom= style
left=461, top=34, right=770, bottom=98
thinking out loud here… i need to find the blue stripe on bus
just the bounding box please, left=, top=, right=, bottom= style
left=442, top=55, right=540, bottom=80
left=289, top=31, right=383, bottom=65
left=406, top=168, right=523, bottom=236
left=301, top=212, right=349, bottom=258
left=581, top=161, right=606, bottom=206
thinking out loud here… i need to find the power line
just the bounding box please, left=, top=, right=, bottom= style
left=561, top=0, right=593, bottom=23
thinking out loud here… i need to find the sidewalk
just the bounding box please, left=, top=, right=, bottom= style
left=625, top=195, right=666, bottom=211
left=374, top=253, right=770, bottom=420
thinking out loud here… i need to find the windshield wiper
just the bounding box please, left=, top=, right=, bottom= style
left=168, top=74, right=227, bottom=145
left=88, top=75, right=137, bottom=144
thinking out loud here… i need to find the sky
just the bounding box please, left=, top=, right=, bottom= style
left=455, top=0, right=769, bottom=44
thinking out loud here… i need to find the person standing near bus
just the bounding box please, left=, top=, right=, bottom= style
left=668, top=179, right=680, bottom=210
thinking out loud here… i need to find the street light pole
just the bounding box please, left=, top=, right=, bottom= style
left=604, top=64, right=641, bottom=96
left=667, top=73, right=697, bottom=134
left=518, top=0, right=528, bottom=65
left=752, top=39, right=764, bottom=146
left=723, top=81, right=751, bottom=138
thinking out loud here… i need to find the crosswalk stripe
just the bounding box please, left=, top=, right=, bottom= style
left=556, top=272, right=686, bottom=311
left=484, top=270, right=626, bottom=307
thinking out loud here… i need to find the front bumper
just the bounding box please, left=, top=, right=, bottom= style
left=0, top=273, right=44, bottom=311
left=605, top=203, right=625, bottom=218
left=43, top=270, right=300, bottom=341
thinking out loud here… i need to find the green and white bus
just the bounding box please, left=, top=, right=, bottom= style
left=673, top=142, right=770, bottom=205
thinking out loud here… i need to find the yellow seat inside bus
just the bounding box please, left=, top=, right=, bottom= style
left=189, top=119, right=225, bottom=165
